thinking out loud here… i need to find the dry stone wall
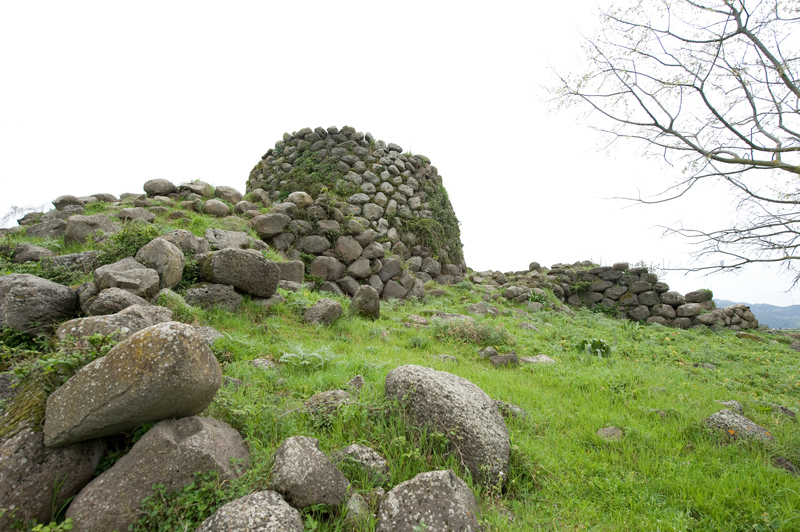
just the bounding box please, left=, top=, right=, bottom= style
left=472, top=260, right=758, bottom=331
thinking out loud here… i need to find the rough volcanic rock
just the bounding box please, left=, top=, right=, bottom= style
left=44, top=322, right=222, bottom=447
left=384, top=365, right=509, bottom=487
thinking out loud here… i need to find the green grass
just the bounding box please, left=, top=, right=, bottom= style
left=2, top=204, right=800, bottom=531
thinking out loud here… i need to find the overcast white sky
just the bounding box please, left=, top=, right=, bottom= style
left=2, top=1, right=798, bottom=306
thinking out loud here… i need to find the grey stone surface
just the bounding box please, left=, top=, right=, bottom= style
left=185, top=283, right=243, bottom=312
left=65, top=214, right=121, bottom=245
left=198, top=248, right=279, bottom=298
left=143, top=178, right=177, bottom=197
left=67, top=417, right=248, bottom=532
left=295, top=235, right=331, bottom=254
left=83, top=287, right=150, bottom=315
left=214, top=185, right=243, bottom=204
left=351, top=285, right=380, bottom=319
left=158, top=229, right=211, bottom=255
left=94, top=257, right=160, bottom=300
left=704, top=409, right=774, bottom=442
left=375, top=470, right=480, bottom=532
left=203, top=199, right=231, bottom=218
left=196, top=490, right=303, bottom=532
left=304, top=298, right=343, bottom=325
left=205, top=227, right=265, bottom=251
left=385, top=365, right=509, bottom=487
left=135, top=237, right=185, bottom=289
left=277, top=260, right=305, bottom=283
left=0, top=274, right=78, bottom=336
left=271, top=436, right=350, bottom=509
left=11, top=243, right=56, bottom=263
left=308, top=256, right=346, bottom=281
left=44, top=322, right=222, bottom=447
left=56, top=312, right=149, bottom=343
left=250, top=213, right=291, bottom=238
left=0, top=428, right=105, bottom=529
left=118, top=207, right=156, bottom=223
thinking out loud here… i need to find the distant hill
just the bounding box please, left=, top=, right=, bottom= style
left=715, top=299, right=800, bottom=329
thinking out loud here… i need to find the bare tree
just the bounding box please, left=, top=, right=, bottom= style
left=553, top=0, right=800, bottom=284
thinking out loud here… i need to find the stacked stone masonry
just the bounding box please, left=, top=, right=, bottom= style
left=471, top=260, right=758, bottom=331
left=245, top=126, right=466, bottom=290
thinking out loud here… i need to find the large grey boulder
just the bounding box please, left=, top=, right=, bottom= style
left=198, top=248, right=280, bottom=298
left=67, top=417, right=248, bottom=532
left=304, top=298, right=343, bottom=325
left=143, top=178, right=177, bottom=197
left=271, top=436, right=350, bottom=509
left=94, top=257, right=160, bottom=299
left=204, top=228, right=266, bottom=251
left=350, top=285, right=380, bottom=319
left=10, top=243, right=56, bottom=263
left=203, top=199, right=231, bottom=217
left=180, top=180, right=214, bottom=198
left=64, top=214, right=121, bottom=244
left=118, top=207, right=156, bottom=223
left=44, top=321, right=222, bottom=447
left=83, top=287, right=150, bottom=315
left=158, top=229, right=211, bottom=255
left=26, top=218, right=67, bottom=239
left=375, top=470, right=481, bottom=532
left=295, top=235, right=331, bottom=254
left=0, top=428, right=105, bottom=530
left=185, top=283, right=244, bottom=312
left=41, top=250, right=101, bottom=273
left=308, top=256, right=346, bottom=281
left=196, top=491, right=303, bottom=532
left=385, top=365, right=509, bottom=487
left=277, top=260, right=305, bottom=283
left=135, top=237, right=185, bottom=289
left=57, top=313, right=149, bottom=343
left=214, top=185, right=243, bottom=204
left=0, top=274, right=78, bottom=336
left=53, top=195, right=84, bottom=210
left=250, top=213, right=291, bottom=239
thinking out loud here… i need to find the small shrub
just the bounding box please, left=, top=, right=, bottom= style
left=528, top=290, right=549, bottom=305
left=576, top=338, right=613, bottom=358
left=279, top=344, right=340, bottom=372
left=96, top=222, right=161, bottom=265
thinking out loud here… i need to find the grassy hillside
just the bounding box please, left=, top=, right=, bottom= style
left=2, top=201, right=800, bottom=531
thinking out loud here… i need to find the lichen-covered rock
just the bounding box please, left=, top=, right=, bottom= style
left=198, top=248, right=279, bottom=298
left=64, top=214, right=121, bottom=244
left=143, top=178, right=177, bottom=197
left=44, top=322, right=222, bottom=447
left=94, top=257, right=160, bottom=300
left=375, top=470, right=480, bottom=532
left=350, top=284, right=380, bottom=319
left=304, top=298, right=343, bottom=325
left=0, top=428, right=105, bottom=530
left=704, top=409, right=774, bottom=442
left=67, top=417, right=248, bottom=532
left=271, top=436, right=350, bottom=509
left=26, top=218, right=67, bottom=239
left=196, top=491, right=303, bottom=532
left=158, top=229, right=211, bottom=255
left=56, top=313, right=149, bottom=342
left=83, top=287, right=150, bottom=315
left=118, top=207, right=156, bottom=223
left=185, top=283, right=244, bottom=312
left=209, top=186, right=242, bottom=205
left=10, top=243, right=56, bottom=263
left=0, top=274, right=78, bottom=336
left=384, top=365, right=509, bottom=487
left=135, top=237, right=185, bottom=289
left=204, top=227, right=266, bottom=251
